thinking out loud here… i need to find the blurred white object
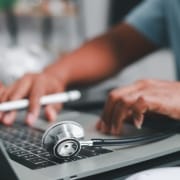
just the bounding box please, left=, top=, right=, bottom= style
left=0, top=90, right=81, bottom=112
left=49, top=0, right=67, bottom=16
left=126, top=167, right=180, bottom=180
left=0, top=45, right=52, bottom=85
left=49, top=0, right=63, bottom=16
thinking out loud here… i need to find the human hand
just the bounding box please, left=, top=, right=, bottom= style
left=96, top=79, right=180, bottom=135
left=0, top=73, right=66, bottom=126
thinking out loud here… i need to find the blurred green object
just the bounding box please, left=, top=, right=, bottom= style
left=0, top=0, right=16, bottom=10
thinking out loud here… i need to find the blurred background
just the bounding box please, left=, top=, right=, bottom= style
left=0, top=0, right=176, bottom=91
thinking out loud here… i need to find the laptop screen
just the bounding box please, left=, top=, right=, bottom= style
left=0, top=141, right=19, bottom=180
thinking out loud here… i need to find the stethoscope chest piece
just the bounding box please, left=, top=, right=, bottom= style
left=42, top=121, right=84, bottom=159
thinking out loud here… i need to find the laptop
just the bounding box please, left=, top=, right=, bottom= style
left=1, top=110, right=180, bottom=180
left=0, top=141, right=19, bottom=180
left=0, top=141, right=50, bottom=180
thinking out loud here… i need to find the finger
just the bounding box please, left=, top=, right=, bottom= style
left=101, top=83, right=148, bottom=134
left=0, top=77, right=33, bottom=124
left=111, top=89, right=148, bottom=131
left=26, top=85, right=44, bottom=126
left=3, top=76, right=33, bottom=102
left=44, top=104, right=63, bottom=122
left=133, top=97, right=148, bottom=129
left=96, top=120, right=101, bottom=130
left=0, top=86, right=6, bottom=120
left=134, top=115, right=144, bottom=130
left=1, top=111, right=17, bottom=126
left=0, top=86, right=13, bottom=102
left=111, top=101, right=132, bottom=135
left=101, top=83, right=143, bottom=126
left=96, top=120, right=111, bottom=134
left=132, top=93, right=163, bottom=128
left=26, top=99, right=40, bottom=126
left=101, top=98, right=117, bottom=127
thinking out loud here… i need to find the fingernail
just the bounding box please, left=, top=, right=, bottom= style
left=134, top=119, right=142, bottom=130
left=26, top=113, right=36, bottom=126
left=136, top=123, right=142, bottom=130
left=49, top=109, right=57, bottom=122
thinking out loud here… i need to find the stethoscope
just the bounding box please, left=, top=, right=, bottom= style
left=42, top=121, right=174, bottom=159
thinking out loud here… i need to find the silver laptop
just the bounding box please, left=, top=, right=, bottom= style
left=0, top=141, right=19, bottom=180
left=1, top=110, right=180, bottom=180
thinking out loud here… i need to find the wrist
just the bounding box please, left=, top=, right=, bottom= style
left=42, top=67, right=70, bottom=89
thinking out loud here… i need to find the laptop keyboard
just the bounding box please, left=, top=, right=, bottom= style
left=0, top=123, right=112, bottom=169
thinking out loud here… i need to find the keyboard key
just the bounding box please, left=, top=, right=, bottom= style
left=9, top=150, right=29, bottom=157
left=40, top=152, right=52, bottom=158
left=31, top=149, right=47, bottom=155
left=28, top=157, right=48, bottom=165
left=21, top=153, right=39, bottom=160
left=9, top=153, right=56, bottom=169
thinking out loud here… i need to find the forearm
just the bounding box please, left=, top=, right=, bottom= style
left=43, top=23, right=157, bottom=87
left=44, top=35, right=123, bottom=87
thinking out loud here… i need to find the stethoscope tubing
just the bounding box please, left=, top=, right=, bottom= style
left=90, top=131, right=174, bottom=146
left=42, top=121, right=176, bottom=159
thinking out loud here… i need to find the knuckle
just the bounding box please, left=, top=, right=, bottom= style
left=108, top=90, right=119, bottom=101
left=118, top=97, right=127, bottom=105
left=28, top=98, right=40, bottom=113
left=30, top=93, right=40, bottom=104
left=8, top=91, right=22, bottom=101
left=8, top=94, right=17, bottom=101
left=137, top=95, right=146, bottom=103
left=118, top=94, right=130, bottom=104
left=6, top=89, right=17, bottom=101
left=136, top=79, right=154, bottom=88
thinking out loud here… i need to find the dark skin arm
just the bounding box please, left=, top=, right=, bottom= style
left=0, top=23, right=157, bottom=127
left=43, top=23, right=157, bottom=86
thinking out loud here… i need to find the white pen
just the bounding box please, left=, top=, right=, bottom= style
left=0, top=90, right=81, bottom=112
